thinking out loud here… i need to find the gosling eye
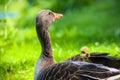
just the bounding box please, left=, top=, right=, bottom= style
left=81, top=51, right=85, bottom=54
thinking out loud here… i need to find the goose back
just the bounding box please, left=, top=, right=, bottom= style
left=37, top=61, right=120, bottom=80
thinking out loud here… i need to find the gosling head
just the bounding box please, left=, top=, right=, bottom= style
left=36, top=10, right=63, bottom=28
left=80, top=46, right=90, bottom=59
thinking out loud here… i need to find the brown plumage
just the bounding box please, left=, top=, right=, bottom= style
left=37, top=61, right=120, bottom=80
left=34, top=10, right=120, bottom=80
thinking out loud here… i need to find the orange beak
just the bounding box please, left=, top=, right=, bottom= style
left=52, top=12, right=63, bottom=20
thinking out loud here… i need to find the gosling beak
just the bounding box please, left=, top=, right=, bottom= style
left=86, top=53, right=90, bottom=58
left=53, top=12, right=63, bottom=20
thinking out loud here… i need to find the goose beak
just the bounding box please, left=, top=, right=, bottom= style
left=53, top=12, right=63, bottom=20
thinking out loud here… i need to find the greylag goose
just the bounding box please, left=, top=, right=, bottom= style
left=66, top=46, right=120, bottom=69
left=34, top=10, right=120, bottom=80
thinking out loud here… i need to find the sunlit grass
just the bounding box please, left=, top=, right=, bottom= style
left=2, top=27, right=120, bottom=79
left=1, top=2, right=120, bottom=80
left=1, top=25, right=120, bottom=80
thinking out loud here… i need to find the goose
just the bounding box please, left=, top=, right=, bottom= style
left=34, top=10, right=120, bottom=80
left=66, top=46, right=120, bottom=69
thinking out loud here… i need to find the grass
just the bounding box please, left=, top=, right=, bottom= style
left=1, top=3, right=120, bottom=80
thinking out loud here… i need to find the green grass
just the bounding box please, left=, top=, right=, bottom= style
left=1, top=3, right=120, bottom=80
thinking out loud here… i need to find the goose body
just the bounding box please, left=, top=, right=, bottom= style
left=37, top=61, right=120, bottom=80
left=34, top=10, right=120, bottom=80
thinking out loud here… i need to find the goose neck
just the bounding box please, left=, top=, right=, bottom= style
left=36, top=24, right=53, bottom=58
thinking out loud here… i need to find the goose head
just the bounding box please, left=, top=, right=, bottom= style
left=36, top=10, right=63, bottom=29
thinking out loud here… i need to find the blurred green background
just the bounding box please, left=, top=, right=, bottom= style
left=0, top=0, right=120, bottom=80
